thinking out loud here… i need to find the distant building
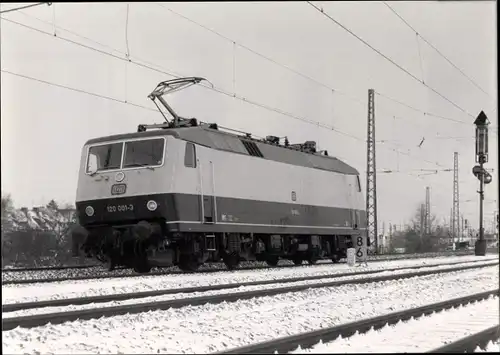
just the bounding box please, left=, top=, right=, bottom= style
left=3, top=206, right=77, bottom=233
left=58, top=208, right=77, bottom=223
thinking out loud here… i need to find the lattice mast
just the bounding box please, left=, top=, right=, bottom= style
left=452, top=152, right=460, bottom=242
left=420, top=204, right=425, bottom=238
left=425, top=186, right=431, bottom=234
left=449, top=208, right=453, bottom=244
left=366, top=89, right=378, bottom=252
left=462, top=215, right=465, bottom=240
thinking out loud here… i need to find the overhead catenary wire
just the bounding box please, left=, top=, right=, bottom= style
left=382, top=1, right=495, bottom=102
left=0, top=17, right=335, bottom=137
left=0, top=2, right=50, bottom=14
left=307, top=1, right=475, bottom=118
left=156, top=4, right=472, bottom=130
left=1, top=65, right=450, bottom=173
left=4, top=33, right=456, bottom=174
left=51, top=1, right=56, bottom=36
left=159, top=5, right=339, bottom=95
left=124, top=3, right=131, bottom=103
left=377, top=136, right=477, bottom=143
left=367, top=165, right=472, bottom=225
left=11, top=10, right=127, bottom=58
left=125, top=3, right=130, bottom=58
left=0, top=17, right=328, bottom=127
left=158, top=3, right=479, bottom=159
left=0, top=14, right=451, bottom=171
left=374, top=91, right=471, bottom=125
left=5, top=7, right=474, bottom=138
left=415, top=33, right=425, bottom=84
left=1, top=69, right=158, bottom=113
left=1, top=17, right=160, bottom=74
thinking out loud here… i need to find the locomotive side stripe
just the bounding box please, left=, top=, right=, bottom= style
left=77, top=192, right=366, bottom=235
left=164, top=220, right=368, bottom=229
left=164, top=222, right=363, bottom=235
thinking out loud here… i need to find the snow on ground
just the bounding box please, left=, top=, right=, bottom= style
left=2, top=265, right=498, bottom=354
left=2, top=254, right=496, bottom=305
left=475, top=339, right=500, bottom=352
left=3, top=261, right=496, bottom=318
left=290, top=296, right=499, bottom=353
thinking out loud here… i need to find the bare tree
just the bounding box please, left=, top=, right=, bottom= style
left=388, top=202, right=447, bottom=253
left=1, top=195, right=80, bottom=267
left=408, top=203, right=438, bottom=236
left=42, top=201, right=77, bottom=265
left=1, top=194, right=14, bottom=234
left=46, top=199, right=59, bottom=211
left=1, top=194, right=16, bottom=266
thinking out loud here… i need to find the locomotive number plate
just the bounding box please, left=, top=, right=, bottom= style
left=111, top=183, right=127, bottom=195
left=107, top=204, right=134, bottom=213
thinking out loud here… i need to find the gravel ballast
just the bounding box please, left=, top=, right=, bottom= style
left=2, top=265, right=497, bottom=354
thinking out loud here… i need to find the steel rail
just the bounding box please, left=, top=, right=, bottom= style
left=3, top=258, right=494, bottom=312
left=1, top=249, right=475, bottom=273
left=214, top=290, right=499, bottom=354
left=428, top=325, right=500, bottom=353
left=1, top=264, right=101, bottom=272
left=1, top=250, right=478, bottom=285
left=2, top=261, right=497, bottom=331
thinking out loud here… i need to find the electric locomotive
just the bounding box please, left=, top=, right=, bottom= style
left=71, top=77, right=366, bottom=273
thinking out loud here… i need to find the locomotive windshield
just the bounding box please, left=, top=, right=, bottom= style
left=86, top=143, right=122, bottom=173
left=123, top=139, right=165, bottom=168
left=86, top=138, right=165, bottom=174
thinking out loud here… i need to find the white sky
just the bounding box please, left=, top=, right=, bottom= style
left=1, top=1, right=498, bottom=231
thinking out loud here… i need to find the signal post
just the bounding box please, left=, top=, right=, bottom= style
left=472, top=111, right=492, bottom=256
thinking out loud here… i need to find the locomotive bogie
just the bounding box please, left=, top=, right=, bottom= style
left=72, top=220, right=358, bottom=273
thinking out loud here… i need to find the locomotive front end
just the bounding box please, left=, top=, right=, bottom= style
left=71, top=134, right=174, bottom=272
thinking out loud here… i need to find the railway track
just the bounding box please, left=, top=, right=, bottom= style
left=3, top=258, right=494, bottom=312
left=429, top=326, right=500, bottom=353
left=1, top=250, right=479, bottom=285
left=2, top=261, right=497, bottom=331
left=1, top=264, right=101, bottom=272
left=1, top=250, right=475, bottom=273
left=214, top=290, right=499, bottom=354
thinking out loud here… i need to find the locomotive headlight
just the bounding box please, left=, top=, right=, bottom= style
left=85, top=206, right=95, bottom=217
left=147, top=200, right=158, bottom=211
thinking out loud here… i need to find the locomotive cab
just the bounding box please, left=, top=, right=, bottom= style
left=72, top=134, right=177, bottom=272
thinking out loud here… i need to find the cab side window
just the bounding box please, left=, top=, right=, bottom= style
left=184, top=142, right=197, bottom=168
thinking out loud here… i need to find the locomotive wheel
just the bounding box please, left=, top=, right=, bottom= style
left=107, top=259, right=116, bottom=272
left=307, top=257, right=318, bottom=265
left=133, top=258, right=151, bottom=274
left=106, top=251, right=120, bottom=271
left=331, top=254, right=341, bottom=263
left=223, top=252, right=240, bottom=270
left=292, top=258, right=303, bottom=266
left=266, top=256, right=279, bottom=267
left=178, top=255, right=200, bottom=272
